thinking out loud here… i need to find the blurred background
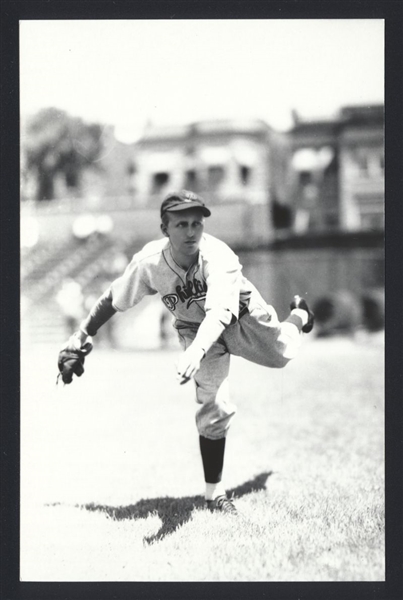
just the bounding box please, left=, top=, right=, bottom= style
left=20, top=20, right=384, bottom=349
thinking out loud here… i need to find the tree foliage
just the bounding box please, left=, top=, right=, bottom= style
left=22, top=108, right=105, bottom=201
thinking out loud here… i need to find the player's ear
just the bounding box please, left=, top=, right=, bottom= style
left=161, top=223, right=169, bottom=237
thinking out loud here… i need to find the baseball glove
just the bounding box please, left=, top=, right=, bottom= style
left=57, top=339, right=93, bottom=384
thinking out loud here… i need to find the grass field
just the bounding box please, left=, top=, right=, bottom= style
left=20, top=332, right=384, bottom=582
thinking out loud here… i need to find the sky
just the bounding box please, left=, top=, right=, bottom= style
left=20, top=19, right=384, bottom=142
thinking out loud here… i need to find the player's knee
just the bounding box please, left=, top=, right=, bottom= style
left=195, top=400, right=237, bottom=439
left=270, top=333, right=301, bottom=368
left=197, top=424, right=230, bottom=440
left=262, top=346, right=292, bottom=368
left=197, top=416, right=235, bottom=439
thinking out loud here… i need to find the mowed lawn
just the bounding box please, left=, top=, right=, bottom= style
left=20, top=332, right=384, bottom=582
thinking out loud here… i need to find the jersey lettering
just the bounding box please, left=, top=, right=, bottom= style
left=162, top=277, right=207, bottom=311
left=176, top=277, right=207, bottom=303
left=162, top=294, right=179, bottom=311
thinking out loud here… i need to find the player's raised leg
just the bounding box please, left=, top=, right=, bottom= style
left=223, top=292, right=314, bottom=368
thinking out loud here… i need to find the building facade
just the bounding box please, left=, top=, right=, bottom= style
left=130, top=119, right=281, bottom=207
left=129, top=106, right=384, bottom=236
left=337, top=106, right=384, bottom=231
left=21, top=106, right=384, bottom=242
left=289, top=104, right=384, bottom=234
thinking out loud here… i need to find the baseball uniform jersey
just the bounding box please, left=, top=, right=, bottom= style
left=109, top=232, right=303, bottom=439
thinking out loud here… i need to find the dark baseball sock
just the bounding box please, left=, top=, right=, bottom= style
left=199, top=435, right=226, bottom=483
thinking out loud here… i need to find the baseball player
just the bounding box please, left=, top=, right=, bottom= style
left=58, top=190, right=314, bottom=515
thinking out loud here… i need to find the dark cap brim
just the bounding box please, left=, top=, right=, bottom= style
left=163, top=202, right=211, bottom=217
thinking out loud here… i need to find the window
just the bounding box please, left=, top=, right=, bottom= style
left=207, top=165, right=225, bottom=189
left=355, top=151, right=369, bottom=177
left=272, top=200, right=292, bottom=229
left=360, top=212, right=384, bottom=230
left=299, top=171, right=313, bottom=186
left=356, top=194, right=384, bottom=230
left=239, top=165, right=251, bottom=186
left=152, top=172, right=170, bottom=193
left=324, top=213, right=339, bottom=229
left=126, top=162, right=136, bottom=176
left=185, top=169, right=197, bottom=190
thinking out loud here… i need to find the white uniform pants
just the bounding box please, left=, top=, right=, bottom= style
left=176, top=290, right=304, bottom=440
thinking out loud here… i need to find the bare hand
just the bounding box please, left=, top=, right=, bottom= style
left=176, top=345, right=205, bottom=385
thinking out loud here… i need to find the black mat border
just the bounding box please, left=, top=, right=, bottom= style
left=1, top=2, right=402, bottom=599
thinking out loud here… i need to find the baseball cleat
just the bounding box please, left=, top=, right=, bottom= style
left=206, top=495, right=238, bottom=515
left=290, top=295, right=315, bottom=333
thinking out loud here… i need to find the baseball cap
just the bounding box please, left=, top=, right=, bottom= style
left=160, top=190, right=211, bottom=218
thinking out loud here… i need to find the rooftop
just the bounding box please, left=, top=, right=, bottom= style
left=138, top=118, right=271, bottom=144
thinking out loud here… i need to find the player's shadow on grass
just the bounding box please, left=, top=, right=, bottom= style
left=82, top=471, right=272, bottom=544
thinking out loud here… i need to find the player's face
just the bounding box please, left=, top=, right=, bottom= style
left=162, top=208, right=205, bottom=267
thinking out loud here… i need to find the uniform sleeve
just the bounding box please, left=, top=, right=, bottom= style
left=191, top=242, right=242, bottom=353
left=110, top=252, right=157, bottom=311
left=80, top=288, right=117, bottom=336
left=203, top=246, right=242, bottom=318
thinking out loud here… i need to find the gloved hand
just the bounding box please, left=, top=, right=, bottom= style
left=57, top=331, right=93, bottom=384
